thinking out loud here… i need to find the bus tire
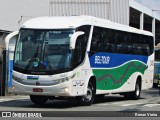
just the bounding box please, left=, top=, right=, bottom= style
left=30, top=95, right=48, bottom=105
left=131, top=80, right=141, bottom=100
left=124, top=80, right=141, bottom=100
left=79, top=81, right=95, bottom=106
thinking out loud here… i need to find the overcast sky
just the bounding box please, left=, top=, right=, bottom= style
left=135, top=0, right=160, bottom=14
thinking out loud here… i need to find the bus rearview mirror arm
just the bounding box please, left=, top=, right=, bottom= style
left=70, top=31, right=84, bottom=49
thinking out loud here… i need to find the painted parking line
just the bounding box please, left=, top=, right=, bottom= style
left=0, top=99, right=15, bottom=102
left=143, top=104, right=160, bottom=107
left=97, top=102, right=160, bottom=108
left=97, top=102, right=126, bottom=106
left=0, top=96, right=29, bottom=102
left=121, top=103, right=143, bottom=106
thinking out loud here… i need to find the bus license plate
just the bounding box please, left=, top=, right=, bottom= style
left=33, top=88, right=43, bottom=92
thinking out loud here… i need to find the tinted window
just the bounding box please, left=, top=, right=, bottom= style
left=73, top=25, right=91, bottom=67
left=90, top=26, right=154, bottom=56
left=90, top=27, right=102, bottom=56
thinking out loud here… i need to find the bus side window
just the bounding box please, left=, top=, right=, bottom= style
left=111, top=35, right=117, bottom=53
left=90, top=36, right=100, bottom=54
left=73, top=35, right=84, bottom=66
left=146, top=47, right=150, bottom=56
left=127, top=45, right=133, bottom=54
left=142, top=48, right=148, bottom=56
left=133, top=46, right=138, bottom=54
left=148, top=36, right=154, bottom=55
left=107, top=29, right=115, bottom=53
left=114, top=30, right=126, bottom=54
left=90, top=27, right=102, bottom=56
left=138, top=47, right=143, bottom=55
left=101, top=31, right=110, bottom=52
left=103, top=43, right=111, bottom=52
left=116, top=44, right=122, bottom=53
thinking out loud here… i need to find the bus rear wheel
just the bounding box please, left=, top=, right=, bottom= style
left=124, top=80, right=141, bottom=100
left=79, top=81, right=95, bottom=106
left=30, top=95, right=48, bottom=105
left=132, top=80, right=141, bottom=100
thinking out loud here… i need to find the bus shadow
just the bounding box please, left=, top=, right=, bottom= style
left=0, top=95, right=146, bottom=109
left=94, top=95, right=145, bottom=104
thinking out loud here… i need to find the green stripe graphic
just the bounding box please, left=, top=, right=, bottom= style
left=93, top=61, right=147, bottom=90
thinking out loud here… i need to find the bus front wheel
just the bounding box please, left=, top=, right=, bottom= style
left=30, top=95, right=48, bottom=105
left=79, top=81, right=95, bottom=106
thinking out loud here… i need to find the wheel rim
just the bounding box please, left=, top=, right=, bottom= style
left=136, top=84, right=140, bottom=96
left=83, top=87, right=92, bottom=101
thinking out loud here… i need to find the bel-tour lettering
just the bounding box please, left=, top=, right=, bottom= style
left=95, top=56, right=110, bottom=64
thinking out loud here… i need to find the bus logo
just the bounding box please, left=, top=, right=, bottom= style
left=36, top=81, right=40, bottom=86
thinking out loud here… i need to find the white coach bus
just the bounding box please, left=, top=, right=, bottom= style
left=8, top=16, right=154, bottom=105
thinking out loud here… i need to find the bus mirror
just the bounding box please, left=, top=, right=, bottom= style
left=70, top=31, right=84, bottom=49
left=5, top=31, right=19, bottom=51
left=4, top=31, right=19, bottom=93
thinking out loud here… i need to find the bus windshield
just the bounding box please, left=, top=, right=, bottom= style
left=14, top=29, right=74, bottom=74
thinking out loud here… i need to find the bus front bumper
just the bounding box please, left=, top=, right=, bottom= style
left=11, top=80, right=73, bottom=97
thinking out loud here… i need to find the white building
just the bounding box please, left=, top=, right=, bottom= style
left=0, top=0, right=160, bottom=48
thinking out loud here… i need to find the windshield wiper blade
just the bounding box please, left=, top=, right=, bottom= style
left=25, top=45, right=39, bottom=70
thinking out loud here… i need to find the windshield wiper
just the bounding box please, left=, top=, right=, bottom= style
left=25, top=44, right=39, bottom=70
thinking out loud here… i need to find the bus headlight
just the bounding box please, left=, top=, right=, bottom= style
left=54, top=73, right=76, bottom=84
left=12, top=75, right=22, bottom=82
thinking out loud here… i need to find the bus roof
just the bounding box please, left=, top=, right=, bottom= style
left=22, top=15, right=153, bottom=36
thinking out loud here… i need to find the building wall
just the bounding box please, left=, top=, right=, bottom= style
left=0, top=0, right=129, bottom=32
left=110, top=0, right=129, bottom=25
left=50, top=0, right=111, bottom=20
left=46, top=0, right=129, bottom=25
